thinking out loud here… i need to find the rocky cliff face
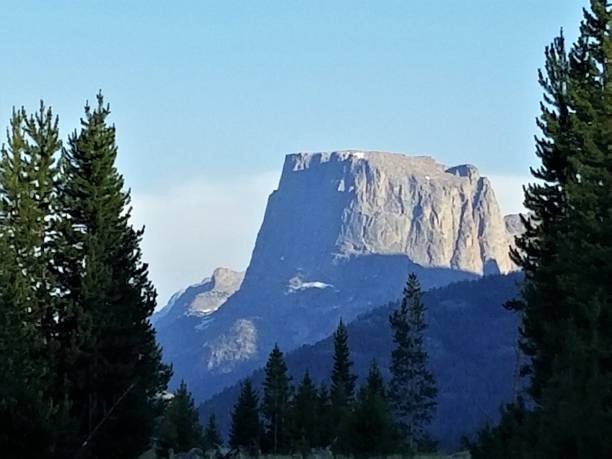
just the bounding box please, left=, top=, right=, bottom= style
left=153, top=267, right=244, bottom=327
left=155, top=150, right=519, bottom=401
left=251, top=151, right=513, bottom=279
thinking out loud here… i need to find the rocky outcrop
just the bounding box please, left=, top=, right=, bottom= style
left=155, top=150, right=520, bottom=402
left=152, top=267, right=244, bottom=327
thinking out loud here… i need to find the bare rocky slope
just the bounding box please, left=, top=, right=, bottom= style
left=154, top=150, right=521, bottom=402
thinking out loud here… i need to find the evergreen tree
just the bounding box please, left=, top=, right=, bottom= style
left=316, top=383, right=333, bottom=448
left=229, top=379, right=261, bottom=453
left=202, top=414, right=223, bottom=451
left=290, top=371, right=319, bottom=453
left=262, top=344, right=292, bottom=453
left=472, top=2, right=612, bottom=456
left=388, top=273, right=437, bottom=452
left=0, top=223, right=54, bottom=457
left=53, top=94, right=170, bottom=458
left=157, top=381, right=203, bottom=458
left=507, top=30, right=574, bottom=404
left=349, top=361, right=398, bottom=456
left=330, top=320, right=356, bottom=405
left=0, top=105, right=60, bottom=456
left=22, top=103, right=61, bottom=350
left=329, top=319, right=357, bottom=452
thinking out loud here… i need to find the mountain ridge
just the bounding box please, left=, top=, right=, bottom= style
left=199, top=272, right=523, bottom=451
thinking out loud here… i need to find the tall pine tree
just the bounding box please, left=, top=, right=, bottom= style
left=349, top=360, right=398, bottom=456
left=290, top=371, right=319, bottom=453
left=261, top=344, right=292, bottom=454
left=316, top=383, right=333, bottom=448
left=54, top=94, right=170, bottom=458
left=329, top=319, right=357, bottom=453
left=202, top=414, right=223, bottom=451
left=473, top=2, right=612, bottom=456
left=388, top=273, right=437, bottom=452
left=229, top=379, right=261, bottom=454
left=157, top=381, right=203, bottom=458
left=0, top=105, right=60, bottom=457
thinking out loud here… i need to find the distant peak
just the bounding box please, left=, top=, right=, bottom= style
left=210, top=267, right=245, bottom=290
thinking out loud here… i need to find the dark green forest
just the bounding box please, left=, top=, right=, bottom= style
left=1, top=0, right=612, bottom=458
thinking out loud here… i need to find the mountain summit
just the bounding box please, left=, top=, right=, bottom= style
left=155, top=150, right=519, bottom=400
left=256, top=150, right=514, bottom=276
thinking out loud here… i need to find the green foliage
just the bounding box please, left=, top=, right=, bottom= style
left=262, top=344, right=292, bottom=453
left=464, top=402, right=535, bottom=459
left=202, top=414, right=223, bottom=451
left=473, top=1, right=612, bottom=456
left=315, top=382, right=334, bottom=448
left=0, top=104, right=60, bottom=457
left=330, top=320, right=357, bottom=405
left=157, top=381, right=203, bottom=458
left=229, top=379, right=261, bottom=453
left=52, top=94, right=170, bottom=458
left=348, top=361, right=399, bottom=456
left=290, top=371, right=319, bottom=453
left=389, top=273, right=437, bottom=452
left=0, top=235, right=54, bottom=458
left=329, top=319, right=357, bottom=453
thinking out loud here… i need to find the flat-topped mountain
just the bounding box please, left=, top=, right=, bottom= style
left=254, top=150, right=514, bottom=278
left=154, top=150, right=520, bottom=401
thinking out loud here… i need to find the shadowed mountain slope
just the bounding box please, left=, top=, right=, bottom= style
left=200, top=272, right=522, bottom=451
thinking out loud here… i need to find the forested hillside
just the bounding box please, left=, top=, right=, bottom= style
left=201, top=273, right=522, bottom=450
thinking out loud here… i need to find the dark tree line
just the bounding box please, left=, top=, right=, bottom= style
left=222, top=274, right=437, bottom=456
left=469, top=1, right=612, bottom=457
left=0, top=96, right=171, bottom=459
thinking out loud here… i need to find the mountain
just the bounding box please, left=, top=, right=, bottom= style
left=154, top=150, right=520, bottom=401
left=153, top=267, right=244, bottom=325
left=152, top=267, right=244, bottom=370
left=200, top=273, right=522, bottom=451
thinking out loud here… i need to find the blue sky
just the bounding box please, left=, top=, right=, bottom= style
left=1, top=1, right=587, bottom=303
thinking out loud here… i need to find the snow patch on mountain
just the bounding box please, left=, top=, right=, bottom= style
left=287, top=276, right=334, bottom=293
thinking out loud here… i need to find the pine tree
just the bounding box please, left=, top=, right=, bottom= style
left=508, top=30, right=574, bottom=403
left=329, top=319, right=357, bottom=453
left=0, top=105, right=60, bottom=456
left=202, top=414, right=223, bottom=451
left=262, top=344, right=292, bottom=453
left=0, top=223, right=54, bottom=457
left=53, top=94, right=170, bottom=458
left=316, top=383, right=333, bottom=448
left=290, top=371, right=319, bottom=453
left=349, top=361, right=398, bottom=456
left=388, top=273, right=437, bottom=452
left=157, top=381, right=203, bottom=458
left=472, top=3, right=612, bottom=456
left=22, top=103, right=61, bottom=349
left=330, top=320, right=356, bottom=405
left=229, top=379, right=261, bottom=453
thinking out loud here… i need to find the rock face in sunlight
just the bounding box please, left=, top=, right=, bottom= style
left=152, top=267, right=244, bottom=326
left=154, top=150, right=521, bottom=402
left=255, top=151, right=514, bottom=277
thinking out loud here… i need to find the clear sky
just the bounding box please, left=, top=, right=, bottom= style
left=1, top=1, right=587, bottom=304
